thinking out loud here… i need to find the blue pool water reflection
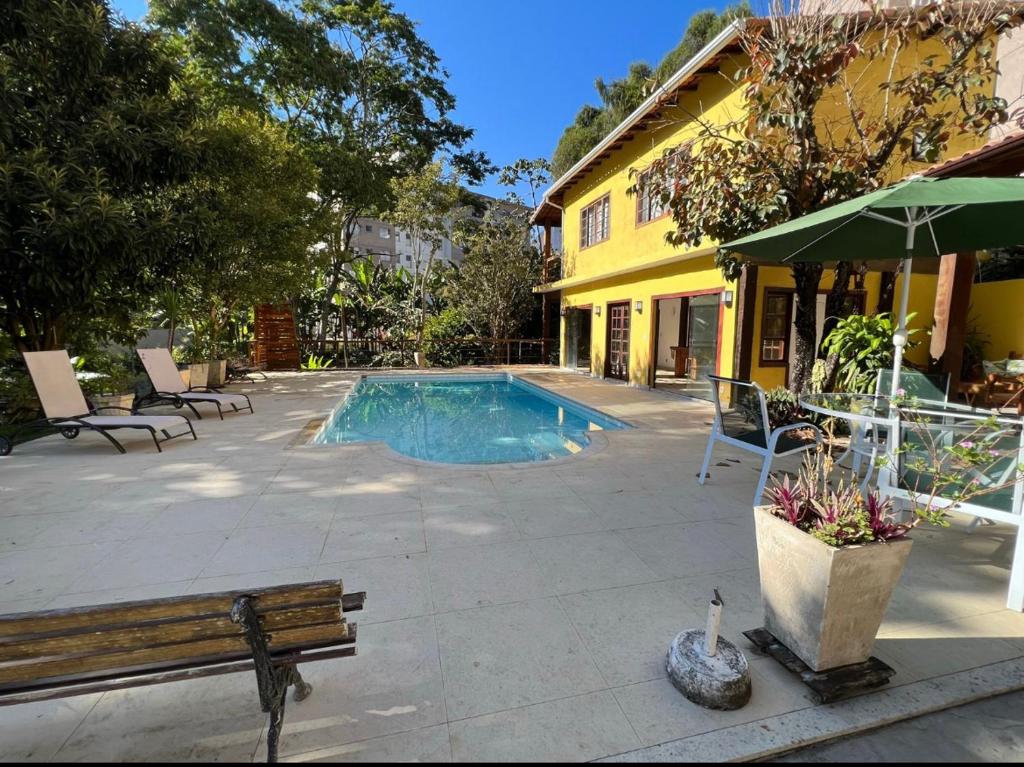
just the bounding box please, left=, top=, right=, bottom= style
left=312, top=374, right=630, bottom=464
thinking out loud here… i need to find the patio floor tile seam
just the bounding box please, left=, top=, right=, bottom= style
left=277, top=721, right=454, bottom=764
left=429, top=613, right=453, bottom=742
left=49, top=692, right=107, bottom=763
left=551, top=591, right=648, bottom=747
left=596, top=655, right=1024, bottom=763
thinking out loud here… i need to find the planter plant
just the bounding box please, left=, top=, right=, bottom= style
left=757, top=452, right=916, bottom=672
left=759, top=403, right=1024, bottom=672
left=80, top=365, right=139, bottom=413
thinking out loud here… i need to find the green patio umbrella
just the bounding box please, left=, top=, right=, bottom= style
left=721, top=175, right=1024, bottom=394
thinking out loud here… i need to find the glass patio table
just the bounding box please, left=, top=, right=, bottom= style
left=797, top=392, right=1011, bottom=483
left=799, top=391, right=1014, bottom=425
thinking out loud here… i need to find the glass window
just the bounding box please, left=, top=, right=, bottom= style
left=580, top=195, right=610, bottom=249
left=760, top=291, right=791, bottom=364
left=636, top=168, right=669, bottom=224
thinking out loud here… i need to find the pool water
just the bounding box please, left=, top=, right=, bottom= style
left=313, top=374, right=629, bottom=464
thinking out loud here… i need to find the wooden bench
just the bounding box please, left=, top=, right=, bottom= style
left=0, top=580, right=365, bottom=762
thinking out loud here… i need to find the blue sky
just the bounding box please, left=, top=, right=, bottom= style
left=112, top=0, right=729, bottom=199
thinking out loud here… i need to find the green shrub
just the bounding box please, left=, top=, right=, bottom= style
left=424, top=308, right=471, bottom=367
left=302, top=354, right=334, bottom=370
left=764, top=386, right=800, bottom=430
left=822, top=312, right=919, bottom=393
left=0, top=370, right=40, bottom=425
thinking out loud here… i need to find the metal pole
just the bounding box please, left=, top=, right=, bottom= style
left=891, top=209, right=916, bottom=397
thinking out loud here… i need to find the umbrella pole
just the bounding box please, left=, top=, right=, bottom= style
left=890, top=214, right=916, bottom=397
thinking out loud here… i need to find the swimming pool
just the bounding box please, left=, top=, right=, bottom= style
left=312, top=374, right=630, bottom=464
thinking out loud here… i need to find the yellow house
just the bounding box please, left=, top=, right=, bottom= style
left=533, top=15, right=1024, bottom=400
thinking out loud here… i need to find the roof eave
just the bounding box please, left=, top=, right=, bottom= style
left=535, top=18, right=747, bottom=213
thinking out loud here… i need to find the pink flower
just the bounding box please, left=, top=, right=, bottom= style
left=960, top=440, right=975, bottom=449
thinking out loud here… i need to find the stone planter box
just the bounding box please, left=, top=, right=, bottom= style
left=754, top=505, right=913, bottom=672
left=89, top=393, right=136, bottom=412
left=207, top=359, right=227, bottom=387
left=178, top=366, right=190, bottom=388
left=187, top=362, right=209, bottom=390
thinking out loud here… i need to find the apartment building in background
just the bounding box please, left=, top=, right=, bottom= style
left=349, top=192, right=526, bottom=274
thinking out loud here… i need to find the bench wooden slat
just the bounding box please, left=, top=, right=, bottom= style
left=0, top=644, right=358, bottom=706
left=0, top=622, right=354, bottom=690
left=0, top=604, right=344, bottom=662
left=0, top=581, right=345, bottom=639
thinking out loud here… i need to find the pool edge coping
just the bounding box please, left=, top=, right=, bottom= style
left=299, top=370, right=634, bottom=468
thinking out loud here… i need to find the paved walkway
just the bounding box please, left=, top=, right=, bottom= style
left=777, top=690, right=1024, bottom=762
left=1, top=368, right=1022, bottom=761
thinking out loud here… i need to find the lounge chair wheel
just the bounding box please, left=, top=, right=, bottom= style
left=0, top=436, right=11, bottom=456
left=173, top=401, right=183, bottom=409
left=60, top=427, right=80, bottom=440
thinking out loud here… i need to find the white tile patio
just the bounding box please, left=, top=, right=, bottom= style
left=0, top=367, right=1022, bottom=761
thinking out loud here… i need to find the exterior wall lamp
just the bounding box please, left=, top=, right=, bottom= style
left=634, top=300, right=643, bottom=313
left=594, top=305, right=601, bottom=316
left=721, top=290, right=734, bottom=307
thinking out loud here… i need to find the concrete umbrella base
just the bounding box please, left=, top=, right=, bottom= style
left=667, top=629, right=752, bottom=711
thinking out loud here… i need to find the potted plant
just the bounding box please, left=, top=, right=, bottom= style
left=80, top=364, right=139, bottom=412
left=757, top=403, right=1024, bottom=672
left=177, top=340, right=208, bottom=391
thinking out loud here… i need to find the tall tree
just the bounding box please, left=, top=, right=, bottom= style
left=642, top=1, right=1024, bottom=391
left=171, top=109, right=320, bottom=361
left=0, top=0, right=202, bottom=352
left=453, top=209, right=542, bottom=342
left=149, top=0, right=491, bottom=349
left=388, top=162, right=463, bottom=354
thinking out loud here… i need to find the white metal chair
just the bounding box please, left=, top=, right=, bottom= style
left=699, top=375, right=822, bottom=505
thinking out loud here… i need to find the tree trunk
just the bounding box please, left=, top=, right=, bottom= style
left=820, top=261, right=852, bottom=356
left=815, top=262, right=853, bottom=391
left=317, top=259, right=341, bottom=352
left=789, top=262, right=824, bottom=393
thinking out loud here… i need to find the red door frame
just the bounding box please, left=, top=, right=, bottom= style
left=605, top=300, right=632, bottom=380
left=649, top=289, right=725, bottom=388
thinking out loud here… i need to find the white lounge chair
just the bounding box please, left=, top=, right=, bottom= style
left=136, top=348, right=253, bottom=420
left=698, top=375, right=822, bottom=505
left=8, top=350, right=197, bottom=455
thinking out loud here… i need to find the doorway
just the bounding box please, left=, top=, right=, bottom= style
left=564, top=307, right=592, bottom=373
left=652, top=292, right=722, bottom=400
left=605, top=301, right=631, bottom=380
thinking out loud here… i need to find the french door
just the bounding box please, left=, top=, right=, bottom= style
left=606, top=302, right=631, bottom=380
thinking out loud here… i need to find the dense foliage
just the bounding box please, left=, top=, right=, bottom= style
left=150, top=0, right=492, bottom=350
left=0, top=0, right=202, bottom=352
left=821, top=313, right=919, bottom=394
left=453, top=209, right=543, bottom=342
left=169, top=109, right=320, bottom=359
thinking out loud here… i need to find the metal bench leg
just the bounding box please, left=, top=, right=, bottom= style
left=289, top=665, right=313, bottom=702
left=265, top=688, right=286, bottom=763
